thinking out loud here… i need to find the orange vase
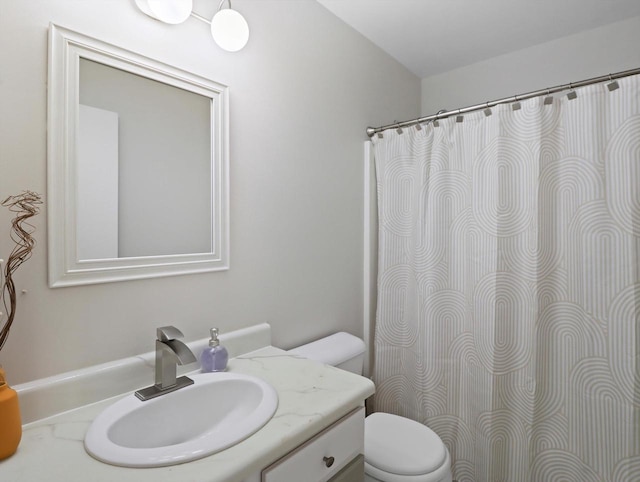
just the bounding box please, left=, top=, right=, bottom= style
left=0, top=366, right=22, bottom=460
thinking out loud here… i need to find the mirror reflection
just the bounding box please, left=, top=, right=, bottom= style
left=78, top=59, right=212, bottom=259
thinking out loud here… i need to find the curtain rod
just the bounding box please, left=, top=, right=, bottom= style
left=366, top=67, right=640, bottom=138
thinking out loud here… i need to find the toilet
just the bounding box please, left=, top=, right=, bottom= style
left=289, top=332, right=453, bottom=482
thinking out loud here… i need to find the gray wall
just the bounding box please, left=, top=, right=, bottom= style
left=0, top=0, right=419, bottom=384
left=421, top=16, right=640, bottom=116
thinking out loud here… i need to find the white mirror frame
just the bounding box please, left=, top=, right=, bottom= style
left=47, top=24, right=229, bottom=287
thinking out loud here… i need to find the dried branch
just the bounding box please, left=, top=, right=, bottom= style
left=0, top=191, right=42, bottom=352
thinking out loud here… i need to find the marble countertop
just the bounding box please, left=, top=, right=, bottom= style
left=0, top=347, right=375, bottom=482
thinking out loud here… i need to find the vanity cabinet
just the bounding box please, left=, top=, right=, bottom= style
left=261, top=407, right=365, bottom=482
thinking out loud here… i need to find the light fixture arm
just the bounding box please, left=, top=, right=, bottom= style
left=191, top=0, right=234, bottom=25
left=190, top=11, right=211, bottom=24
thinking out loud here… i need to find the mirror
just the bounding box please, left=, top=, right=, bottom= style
left=47, top=24, right=229, bottom=287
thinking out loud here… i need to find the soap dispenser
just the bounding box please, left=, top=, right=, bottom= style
left=200, top=328, right=228, bottom=372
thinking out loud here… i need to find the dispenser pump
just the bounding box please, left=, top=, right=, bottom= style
left=209, top=328, right=220, bottom=347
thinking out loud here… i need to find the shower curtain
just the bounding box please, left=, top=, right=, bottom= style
left=372, top=75, right=640, bottom=482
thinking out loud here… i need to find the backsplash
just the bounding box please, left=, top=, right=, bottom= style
left=16, top=323, right=271, bottom=424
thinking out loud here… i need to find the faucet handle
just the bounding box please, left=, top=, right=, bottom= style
left=157, top=326, right=184, bottom=342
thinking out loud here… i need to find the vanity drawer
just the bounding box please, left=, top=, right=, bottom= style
left=262, top=407, right=365, bottom=482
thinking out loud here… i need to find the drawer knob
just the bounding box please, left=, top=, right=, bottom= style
left=323, top=456, right=335, bottom=468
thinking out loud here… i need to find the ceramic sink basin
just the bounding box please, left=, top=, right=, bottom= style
left=84, top=372, right=278, bottom=467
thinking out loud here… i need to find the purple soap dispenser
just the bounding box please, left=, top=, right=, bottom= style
left=200, top=328, right=228, bottom=372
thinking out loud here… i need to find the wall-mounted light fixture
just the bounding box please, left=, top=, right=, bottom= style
left=210, top=2, right=250, bottom=52
left=134, top=0, right=193, bottom=24
left=134, top=0, right=250, bottom=52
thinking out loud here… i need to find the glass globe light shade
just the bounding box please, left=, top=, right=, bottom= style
left=210, top=9, right=250, bottom=52
left=135, top=0, right=193, bottom=25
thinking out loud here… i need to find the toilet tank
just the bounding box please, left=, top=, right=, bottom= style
left=288, top=332, right=366, bottom=375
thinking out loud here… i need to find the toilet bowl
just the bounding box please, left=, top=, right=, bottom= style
left=364, top=412, right=451, bottom=482
left=289, top=333, right=452, bottom=482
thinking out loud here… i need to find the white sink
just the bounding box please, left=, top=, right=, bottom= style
left=84, top=372, right=278, bottom=467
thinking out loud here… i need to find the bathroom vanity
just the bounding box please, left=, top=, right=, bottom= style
left=0, top=325, right=374, bottom=481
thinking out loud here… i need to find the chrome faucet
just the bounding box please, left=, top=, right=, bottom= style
left=135, top=326, right=197, bottom=401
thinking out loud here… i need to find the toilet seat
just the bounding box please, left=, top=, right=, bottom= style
left=364, top=413, right=451, bottom=482
left=364, top=450, right=451, bottom=482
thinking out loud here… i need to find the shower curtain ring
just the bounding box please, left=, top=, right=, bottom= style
left=484, top=102, right=492, bottom=117
left=513, top=94, right=522, bottom=111
left=544, top=89, right=553, bottom=105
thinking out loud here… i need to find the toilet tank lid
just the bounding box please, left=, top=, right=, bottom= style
left=289, top=332, right=365, bottom=366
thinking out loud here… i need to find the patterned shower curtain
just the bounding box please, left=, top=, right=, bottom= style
left=371, top=75, right=640, bottom=482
